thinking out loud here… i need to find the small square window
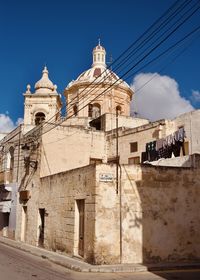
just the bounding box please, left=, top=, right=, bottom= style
left=130, top=142, right=138, bottom=153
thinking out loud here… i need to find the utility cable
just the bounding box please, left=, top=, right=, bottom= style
left=38, top=0, right=191, bottom=132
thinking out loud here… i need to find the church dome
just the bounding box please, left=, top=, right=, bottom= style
left=34, top=66, right=57, bottom=94
left=65, top=41, right=133, bottom=118
left=93, top=43, right=105, bottom=52
left=67, top=41, right=131, bottom=90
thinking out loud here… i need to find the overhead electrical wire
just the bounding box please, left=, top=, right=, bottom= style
left=112, top=0, right=192, bottom=74
left=56, top=1, right=200, bottom=123
left=115, top=0, right=199, bottom=76
left=40, top=18, right=200, bottom=138
left=132, top=29, right=200, bottom=115
left=41, top=0, right=199, bottom=135
left=1, top=0, right=199, bottom=148
left=39, top=0, right=193, bottom=131
left=124, top=23, right=200, bottom=81
left=0, top=0, right=199, bottom=148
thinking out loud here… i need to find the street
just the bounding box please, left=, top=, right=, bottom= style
left=0, top=243, right=199, bottom=280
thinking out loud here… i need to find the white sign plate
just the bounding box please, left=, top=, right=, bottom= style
left=99, top=173, right=113, bottom=182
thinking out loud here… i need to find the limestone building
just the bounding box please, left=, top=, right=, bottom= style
left=0, top=67, right=62, bottom=237
left=0, top=42, right=199, bottom=265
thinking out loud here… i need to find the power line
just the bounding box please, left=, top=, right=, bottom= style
left=112, top=0, right=191, bottom=74
left=42, top=0, right=199, bottom=135
left=1, top=0, right=199, bottom=147
left=40, top=21, right=200, bottom=139
left=115, top=0, right=199, bottom=76
left=38, top=0, right=192, bottom=132
left=125, top=23, right=200, bottom=81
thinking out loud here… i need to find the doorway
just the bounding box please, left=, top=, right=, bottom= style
left=2, top=213, right=9, bottom=237
left=76, top=200, right=85, bottom=257
left=21, top=206, right=27, bottom=241
left=38, top=208, right=45, bottom=247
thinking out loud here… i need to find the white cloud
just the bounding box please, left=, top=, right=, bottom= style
left=191, top=90, right=200, bottom=103
left=0, top=114, right=23, bottom=133
left=130, top=73, right=194, bottom=121
left=16, top=118, right=24, bottom=126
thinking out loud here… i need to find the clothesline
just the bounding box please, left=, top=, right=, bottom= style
left=142, top=127, right=186, bottom=162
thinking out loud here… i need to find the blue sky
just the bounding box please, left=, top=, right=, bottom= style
left=0, top=0, right=200, bottom=127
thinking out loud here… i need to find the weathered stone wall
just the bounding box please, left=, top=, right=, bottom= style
left=16, top=165, right=96, bottom=263
left=94, top=164, right=120, bottom=264
left=15, top=153, right=200, bottom=265
left=15, top=162, right=41, bottom=245
left=40, top=125, right=106, bottom=177
left=94, top=155, right=200, bottom=264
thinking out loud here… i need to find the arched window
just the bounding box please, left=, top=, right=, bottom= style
left=98, top=54, right=100, bottom=61
left=116, top=105, right=122, bottom=115
left=73, top=104, right=78, bottom=116
left=92, top=103, right=101, bottom=118
left=94, top=54, right=96, bottom=62
left=88, top=103, right=101, bottom=118
left=35, top=112, right=46, bottom=125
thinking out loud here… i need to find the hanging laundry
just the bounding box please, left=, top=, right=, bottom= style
left=144, top=127, right=186, bottom=162
left=156, top=138, right=164, bottom=151
left=172, top=141, right=182, bottom=157
left=146, top=141, right=158, bottom=161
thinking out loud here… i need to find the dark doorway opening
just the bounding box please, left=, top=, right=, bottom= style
left=38, top=208, right=45, bottom=247
left=77, top=200, right=85, bottom=257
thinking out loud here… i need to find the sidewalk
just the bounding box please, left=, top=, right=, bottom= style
left=0, top=236, right=200, bottom=273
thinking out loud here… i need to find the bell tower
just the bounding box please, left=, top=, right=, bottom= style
left=23, top=67, right=62, bottom=131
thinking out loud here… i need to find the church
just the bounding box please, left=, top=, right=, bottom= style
left=0, top=42, right=200, bottom=265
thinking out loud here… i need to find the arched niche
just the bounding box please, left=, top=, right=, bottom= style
left=35, top=112, right=46, bottom=125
